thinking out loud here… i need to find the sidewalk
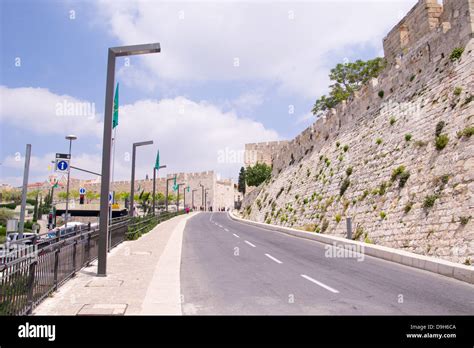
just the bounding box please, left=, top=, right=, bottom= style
left=34, top=212, right=197, bottom=315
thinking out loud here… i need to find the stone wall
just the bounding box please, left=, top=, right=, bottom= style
left=242, top=0, right=474, bottom=264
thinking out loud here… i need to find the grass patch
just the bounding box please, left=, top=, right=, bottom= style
left=435, top=134, right=449, bottom=150
left=423, top=194, right=439, bottom=209
left=449, top=47, right=464, bottom=62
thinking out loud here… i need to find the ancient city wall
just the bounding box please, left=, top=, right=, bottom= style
left=242, top=0, right=474, bottom=264
left=40, top=170, right=235, bottom=210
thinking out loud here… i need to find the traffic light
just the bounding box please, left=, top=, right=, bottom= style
left=80, top=194, right=84, bottom=204
left=48, top=213, right=53, bottom=225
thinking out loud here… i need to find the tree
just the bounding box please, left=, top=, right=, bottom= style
left=58, top=192, right=68, bottom=200
left=0, top=208, right=14, bottom=226
left=138, top=191, right=151, bottom=214
left=246, top=163, right=272, bottom=187
left=238, top=167, right=246, bottom=195
left=115, top=191, right=130, bottom=202
left=155, top=192, right=165, bottom=204
left=312, top=57, right=386, bottom=116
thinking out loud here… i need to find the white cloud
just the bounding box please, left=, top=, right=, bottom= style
left=0, top=86, right=102, bottom=138
left=95, top=0, right=415, bottom=98
left=112, top=96, right=279, bottom=180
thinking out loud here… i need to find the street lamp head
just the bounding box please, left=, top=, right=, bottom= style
left=111, top=43, right=161, bottom=57
left=133, top=140, right=154, bottom=148
left=65, top=135, right=77, bottom=141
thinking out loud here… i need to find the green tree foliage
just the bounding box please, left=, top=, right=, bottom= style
left=0, top=208, right=14, bottom=226
left=238, top=167, right=246, bottom=195
left=155, top=192, right=165, bottom=204
left=312, top=57, right=386, bottom=116
left=246, top=163, right=272, bottom=187
left=0, top=189, right=21, bottom=203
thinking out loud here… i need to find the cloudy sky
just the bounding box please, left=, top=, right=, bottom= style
left=0, top=0, right=416, bottom=187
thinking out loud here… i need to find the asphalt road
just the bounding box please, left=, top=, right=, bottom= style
left=180, top=212, right=474, bottom=315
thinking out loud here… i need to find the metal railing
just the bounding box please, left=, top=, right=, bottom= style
left=0, top=210, right=181, bottom=316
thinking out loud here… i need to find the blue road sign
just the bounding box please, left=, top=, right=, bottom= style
left=56, top=160, right=69, bottom=172
left=109, top=192, right=113, bottom=203
left=79, top=187, right=86, bottom=195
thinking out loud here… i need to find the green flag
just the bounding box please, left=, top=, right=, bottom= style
left=172, top=176, right=177, bottom=191
left=113, top=83, right=119, bottom=128
left=154, top=150, right=160, bottom=170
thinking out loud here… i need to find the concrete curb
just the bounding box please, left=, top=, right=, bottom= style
left=228, top=211, right=474, bottom=284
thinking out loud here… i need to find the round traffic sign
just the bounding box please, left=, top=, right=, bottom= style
left=57, top=160, right=69, bottom=171
left=79, top=187, right=86, bottom=195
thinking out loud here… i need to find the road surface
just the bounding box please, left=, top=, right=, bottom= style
left=180, top=212, right=474, bottom=315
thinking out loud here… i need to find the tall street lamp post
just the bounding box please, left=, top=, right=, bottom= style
left=129, top=140, right=154, bottom=217
left=152, top=164, right=167, bottom=215
left=18, top=144, right=32, bottom=238
left=165, top=176, right=176, bottom=212
left=64, top=135, right=77, bottom=228
left=176, top=183, right=185, bottom=212
left=98, top=43, right=161, bottom=277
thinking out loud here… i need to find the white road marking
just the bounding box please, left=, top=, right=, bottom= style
left=224, top=228, right=229, bottom=232
left=244, top=240, right=256, bottom=248
left=233, top=233, right=240, bottom=238
left=301, top=274, right=339, bottom=294
left=265, top=253, right=282, bottom=264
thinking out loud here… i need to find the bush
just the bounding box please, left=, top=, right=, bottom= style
left=404, top=202, right=413, bottom=214
left=0, top=208, right=14, bottom=225
left=449, top=47, right=464, bottom=62
left=435, top=134, right=449, bottom=150
left=398, top=171, right=410, bottom=188
left=0, top=203, right=17, bottom=209
left=336, top=141, right=340, bottom=147
left=378, top=90, right=384, bottom=98
left=346, top=167, right=353, bottom=176
left=389, top=117, right=396, bottom=126
left=340, top=178, right=350, bottom=196
left=405, top=134, right=412, bottom=141
left=376, top=138, right=383, bottom=145
left=454, top=87, right=463, bottom=96
left=353, top=226, right=364, bottom=240
left=343, top=144, right=349, bottom=152
left=423, top=194, right=439, bottom=208
left=460, top=126, right=474, bottom=138
left=379, top=211, right=386, bottom=219
left=335, top=214, right=341, bottom=223
left=391, top=165, right=406, bottom=181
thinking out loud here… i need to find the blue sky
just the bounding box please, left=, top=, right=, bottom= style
left=0, top=0, right=415, bottom=186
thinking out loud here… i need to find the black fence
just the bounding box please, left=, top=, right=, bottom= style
left=0, top=211, right=182, bottom=316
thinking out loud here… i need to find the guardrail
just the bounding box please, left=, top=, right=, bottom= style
left=0, top=211, right=182, bottom=316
